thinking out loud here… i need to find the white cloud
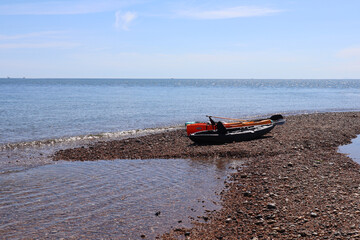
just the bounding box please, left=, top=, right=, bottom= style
left=0, top=0, right=130, bottom=15
left=334, top=46, right=360, bottom=76
left=0, top=31, right=78, bottom=49
left=0, top=42, right=80, bottom=49
left=0, top=31, right=66, bottom=40
left=4, top=49, right=360, bottom=78
left=177, top=6, right=283, bottom=19
left=65, top=50, right=308, bottom=78
left=337, top=46, right=360, bottom=58
left=115, top=11, right=137, bottom=30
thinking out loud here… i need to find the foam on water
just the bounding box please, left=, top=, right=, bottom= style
left=0, top=125, right=183, bottom=175
left=0, top=125, right=183, bottom=151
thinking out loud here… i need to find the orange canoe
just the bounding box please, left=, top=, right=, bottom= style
left=186, top=115, right=284, bottom=136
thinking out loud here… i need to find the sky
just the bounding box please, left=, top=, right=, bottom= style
left=0, top=0, right=360, bottom=79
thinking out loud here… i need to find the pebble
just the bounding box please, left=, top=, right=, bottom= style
left=267, top=203, right=277, bottom=209
left=267, top=220, right=277, bottom=224
left=310, top=212, right=318, bottom=218
left=243, top=191, right=252, bottom=197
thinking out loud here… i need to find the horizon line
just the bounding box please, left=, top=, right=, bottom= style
left=1, top=77, right=360, bottom=80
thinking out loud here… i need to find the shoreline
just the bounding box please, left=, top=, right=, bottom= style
left=53, top=112, right=360, bottom=239
left=4, top=109, right=359, bottom=151
left=0, top=125, right=184, bottom=175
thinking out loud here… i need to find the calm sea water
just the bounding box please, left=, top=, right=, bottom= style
left=1, top=78, right=360, bottom=146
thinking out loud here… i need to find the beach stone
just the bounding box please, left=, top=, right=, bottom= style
left=255, top=220, right=264, bottom=225
left=310, top=212, right=318, bottom=218
left=267, top=203, right=277, bottom=209
left=299, top=231, right=309, bottom=237
left=267, top=218, right=277, bottom=224
left=243, top=191, right=252, bottom=197
left=265, top=214, right=275, bottom=220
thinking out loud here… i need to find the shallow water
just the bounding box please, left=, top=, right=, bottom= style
left=338, top=135, right=360, bottom=164
left=0, top=158, right=242, bottom=239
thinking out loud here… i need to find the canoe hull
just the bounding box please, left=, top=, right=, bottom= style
left=186, top=119, right=272, bottom=136
left=189, top=124, right=275, bottom=144
left=186, top=114, right=284, bottom=136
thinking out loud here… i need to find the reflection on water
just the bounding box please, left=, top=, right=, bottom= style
left=339, top=135, right=360, bottom=164
left=0, top=158, right=242, bottom=239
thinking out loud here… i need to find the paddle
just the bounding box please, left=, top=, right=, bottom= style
left=270, top=114, right=283, bottom=121
left=206, top=114, right=285, bottom=127
left=206, top=115, right=246, bottom=122
left=270, top=114, right=285, bottom=125
left=208, top=116, right=216, bottom=126
left=207, top=114, right=284, bottom=123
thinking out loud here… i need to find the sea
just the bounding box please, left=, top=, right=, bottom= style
left=1, top=78, right=360, bottom=146
left=1, top=78, right=360, bottom=238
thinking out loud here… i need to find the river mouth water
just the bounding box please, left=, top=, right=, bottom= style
left=0, top=158, right=243, bottom=239
left=338, top=135, right=360, bottom=164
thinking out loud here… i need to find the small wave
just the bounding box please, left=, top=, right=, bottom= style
left=0, top=125, right=183, bottom=151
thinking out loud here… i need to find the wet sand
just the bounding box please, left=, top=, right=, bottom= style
left=53, top=112, right=360, bottom=239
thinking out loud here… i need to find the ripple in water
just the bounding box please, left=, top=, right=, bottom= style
left=0, top=158, right=242, bottom=239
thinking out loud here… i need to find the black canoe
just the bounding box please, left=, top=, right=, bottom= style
left=189, top=122, right=275, bottom=144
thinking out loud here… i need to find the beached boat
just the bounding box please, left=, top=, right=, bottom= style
left=186, top=114, right=284, bottom=136
left=189, top=122, right=276, bottom=144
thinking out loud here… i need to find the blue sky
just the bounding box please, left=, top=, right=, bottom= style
left=0, top=0, right=360, bottom=78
